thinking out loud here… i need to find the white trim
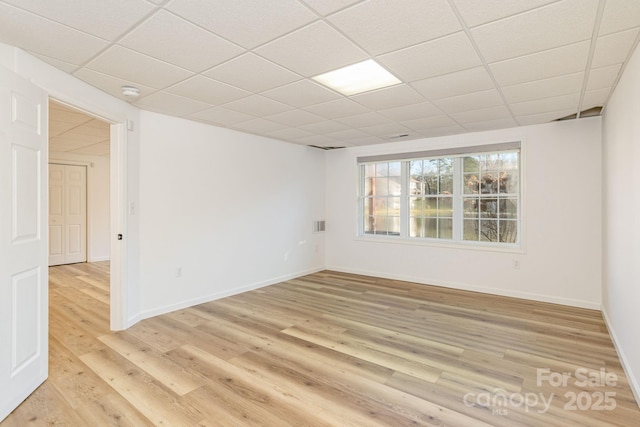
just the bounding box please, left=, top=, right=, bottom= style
left=110, top=123, right=127, bottom=330
left=601, top=308, right=640, bottom=409
left=88, top=256, right=110, bottom=263
left=353, top=235, right=526, bottom=254
left=137, top=267, right=325, bottom=321
left=49, top=100, right=128, bottom=331
left=325, top=265, right=601, bottom=310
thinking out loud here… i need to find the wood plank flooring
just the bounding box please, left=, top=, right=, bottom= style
left=2, top=262, right=639, bottom=426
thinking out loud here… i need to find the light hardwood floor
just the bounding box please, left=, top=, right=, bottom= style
left=2, top=262, right=639, bottom=426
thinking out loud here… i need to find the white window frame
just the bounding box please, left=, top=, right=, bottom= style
left=357, top=142, right=523, bottom=251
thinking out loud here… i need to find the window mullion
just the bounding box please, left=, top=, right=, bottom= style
left=400, top=161, right=409, bottom=237
left=452, top=157, right=463, bottom=241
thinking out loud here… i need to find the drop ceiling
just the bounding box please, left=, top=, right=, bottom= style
left=1, top=0, right=639, bottom=148
left=49, top=101, right=110, bottom=157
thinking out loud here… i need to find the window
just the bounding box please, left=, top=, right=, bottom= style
left=358, top=143, right=520, bottom=246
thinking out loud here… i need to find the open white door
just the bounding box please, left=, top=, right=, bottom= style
left=0, top=67, right=49, bottom=420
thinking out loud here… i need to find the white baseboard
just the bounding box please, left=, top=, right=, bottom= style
left=602, top=308, right=640, bottom=409
left=137, top=266, right=325, bottom=322
left=325, top=265, right=601, bottom=310
left=88, top=256, right=110, bottom=262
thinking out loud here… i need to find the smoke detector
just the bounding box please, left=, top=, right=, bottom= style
left=121, top=86, right=140, bottom=98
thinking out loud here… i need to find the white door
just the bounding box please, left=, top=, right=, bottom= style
left=49, top=163, right=86, bottom=266
left=0, top=67, right=49, bottom=421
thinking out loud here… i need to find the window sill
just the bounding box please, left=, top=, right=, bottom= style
left=354, top=234, right=525, bottom=254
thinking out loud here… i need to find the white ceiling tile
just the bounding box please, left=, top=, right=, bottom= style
left=582, top=88, right=611, bottom=108
left=471, top=0, right=598, bottom=63
left=335, top=111, right=391, bottom=127
left=325, top=128, right=371, bottom=140
left=119, top=10, right=244, bottom=73
left=378, top=102, right=442, bottom=121
left=592, top=28, right=640, bottom=68
left=73, top=68, right=157, bottom=101
left=432, top=89, right=505, bottom=114
left=265, top=127, right=315, bottom=141
left=301, top=0, right=362, bottom=16
left=586, top=64, right=622, bottom=91
left=50, top=133, right=106, bottom=147
left=410, top=66, right=496, bottom=101
left=490, top=41, right=590, bottom=86
left=134, top=92, right=211, bottom=116
left=32, top=53, right=79, bottom=73
left=452, top=0, right=559, bottom=28
left=204, top=53, right=301, bottom=93
left=50, top=104, right=92, bottom=127
left=264, top=109, right=325, bottom=127
left=599, top=0, right=640, bottom=36
left=351, top=84, right=425, bottom=110
left=416, top=125, right=466, bottom=138
left=219, top=95, right=294, bottom=117
left=261, top=80, right=341, bottom=108
left=64, top=121, right=110, bottom=138
left=1, top=0, right=154, bottom=40
left=502, top=72, right=585, bottom=103
left=378, top=32, right=482, bottom=82
left=510, top=93, right=580, bottom=116
left=516, top=109, right=576, bottom=126
left=450, top=105, right=512, bottom=124
left=0, top=3, right=109, bottom=65
left=401, top=115, right=458, bottom=131
left=167, top=0, right=317, bottom=49
left=294, top=134, right=340, bottom=146
left=347, top=136, right=388, bottom=146
left=70, top=141, right=110, bottom=156
left=166, top=75, right=250, bottom=105
left=233, top=118, right=288, bottom=134
left=255, top=21, right=368, bottom=77
left=190, top=107, right=255, bottom=125
left=463, top=117, right=518, bottom=132
left=85, top=46, right=194, bottom=89
left=348, top=135, right=389, bottom=147
left=299, top=120, right=350, bottom=134
left=328, top=0, right=460, bottom=55
left=303, top=98, right=370, bottom=119
left=360, top=122, right=413, bottom=138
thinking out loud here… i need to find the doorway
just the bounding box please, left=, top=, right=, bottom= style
left=48, top=99, right=113, bottom=310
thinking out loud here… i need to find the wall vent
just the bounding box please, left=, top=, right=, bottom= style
left=313, top=220, right=326, bottom=233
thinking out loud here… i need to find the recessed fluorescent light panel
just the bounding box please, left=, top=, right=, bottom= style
left=312, top=59, right=401, bottom=96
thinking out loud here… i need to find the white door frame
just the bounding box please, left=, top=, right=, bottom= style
left=49, top=97, right=127, bottom=330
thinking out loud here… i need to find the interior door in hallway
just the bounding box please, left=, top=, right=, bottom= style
left=49, top=164, right=86, bottom=266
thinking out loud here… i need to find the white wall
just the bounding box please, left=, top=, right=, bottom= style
left=49, top=152, right=110, bottom=262
left=326, top=118, right=602, bottom=309
left=602, top=42, right=640, bottom=402
left=137, top=111, right=326, bottom=318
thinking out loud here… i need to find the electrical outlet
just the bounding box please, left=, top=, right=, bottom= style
left=176, top=267, right=182, bottom=277
left=512, top=259, right=520, bottom=269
